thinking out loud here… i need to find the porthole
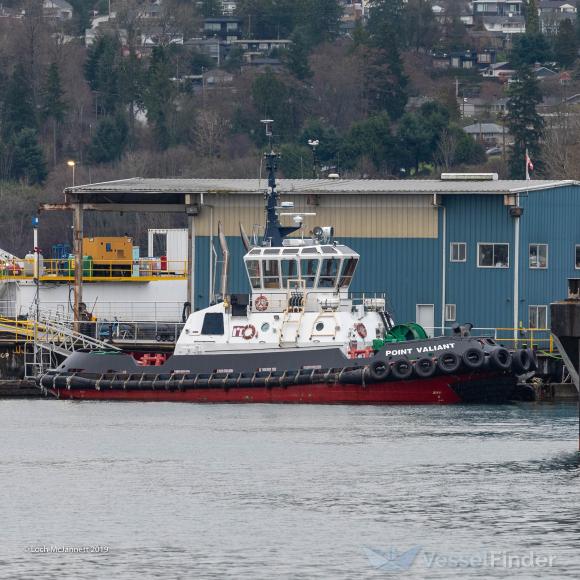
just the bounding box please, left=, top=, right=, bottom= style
left=261, top=322, right=270, bottom=332
left=315, top=322, right=324, bottom=331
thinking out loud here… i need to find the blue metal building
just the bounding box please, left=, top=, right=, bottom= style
left=63, top=176, right=580, bottom=332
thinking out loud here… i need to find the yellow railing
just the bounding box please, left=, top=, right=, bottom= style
left=494, top=327, right=554, bottom=353
left=0, top=258, right=188, bottom=281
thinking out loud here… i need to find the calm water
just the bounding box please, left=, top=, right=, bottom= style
left=0, top=401, right=578, bottom=579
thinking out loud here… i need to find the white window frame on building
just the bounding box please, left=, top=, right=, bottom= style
left=450, top=242, right=467, bottom=262
left=575, top=244, right=580, bottom=269
left=445, top=304, right=457, bottom=322
left=529, top=243, right=548, bottom=269
left=477, top=242, right=509, bottom=268
left=529, top=305, right=548, bottom=329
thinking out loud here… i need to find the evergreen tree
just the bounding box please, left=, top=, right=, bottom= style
left=285, top=31, right=313, bottom=80
left=405, top=0, right=439, bottom=52
left=345, top=112, right=395, bottom=174
left=88, top=115, right=129, bottom=164
left=555, top=19, right=578, bottom=68
left=2, top=64, right=37, bottom=140
left=201, top=0, right=222, bottom=17
left=526, top=0, right=540, bottom=35
left=506, top=65, right=544, bottom=178
left=85, top=35, right=122, bottom=115
left=41, top=63, right=67, bottom=167
left=364, top=0, right=408, bottom=119
left=363, top=43, right=408, bottom=120
left=511, top=33, right=551, bottom=67
left=10, top=128, right=47, bottom=185
left=302, top=0, right=342, bottom=46
left=144, top=47, right=175, bottom=150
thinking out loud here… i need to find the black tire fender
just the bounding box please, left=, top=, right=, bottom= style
left=489, top=347, right=512, bottom=371
left=369, top=360, right=390, bottom=381
left=462, top=347, right=485, bottom=370
left=391, top=358, right=413, bottom=380
left=437, top=352, right=461, bottom=374
left=512, top=349, right=532, bottom=374
left=414, top=357, right=436, bottom=378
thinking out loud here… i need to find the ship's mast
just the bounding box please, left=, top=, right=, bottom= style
left=261, top=120, right=299, bottom=247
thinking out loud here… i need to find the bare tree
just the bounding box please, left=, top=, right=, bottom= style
left=541, top=109, right=580, bottom=179
left=435, top=128, right=457, bottom=171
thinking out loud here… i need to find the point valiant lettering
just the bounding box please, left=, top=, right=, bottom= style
left=384, top=343, right=456, bottom=357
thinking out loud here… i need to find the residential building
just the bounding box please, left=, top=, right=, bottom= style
left=473, top=0, right=523, bottom=16
left=463, top=122, right=510, bottom=147
left=203, top=16, right=242, bottom=42
left=43, top=0, right=73, bottom=20
left=481, top=61, right=516, bottom=81
left=538, top=1, right=577, bottom=35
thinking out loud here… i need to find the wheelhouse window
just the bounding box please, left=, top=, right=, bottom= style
left=338, top=258, right=358, bottom=288
left=245, top=260, right=261, bottom=289
left=529, top=305, right=547, bottom=329
left=319, top=259, right=340, bottom=288
left=263, top=260, right=280, bottom=288
left=477, top=243, right=509, bottom=268
left=450, top=242, right=466, bottom=262
left=529, top=244, right=548, bottom=269
left=201, top=313, right=224, bottom=335
left=281, top=259, right=298, bottom=289
left=300, top=258, right=319, bottom=288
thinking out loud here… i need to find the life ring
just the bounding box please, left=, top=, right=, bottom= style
left=255, top=295, right=268, bottom=312
left=355, top=323, right=367, bottom=339
left=242, top=324, right=257, bottom=340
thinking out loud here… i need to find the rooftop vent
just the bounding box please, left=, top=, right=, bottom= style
left=440, top=173, right=499, bottom=181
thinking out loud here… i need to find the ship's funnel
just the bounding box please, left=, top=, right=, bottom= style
left=218, top=221, right=229, bottom=299
left=239, top=222, right=251, bottom=252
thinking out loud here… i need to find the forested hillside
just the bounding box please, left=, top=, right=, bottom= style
left=0, top=0, right=578, bottom=254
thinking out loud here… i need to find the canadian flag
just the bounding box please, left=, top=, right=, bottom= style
left=525, top=151, right=534, bottom=172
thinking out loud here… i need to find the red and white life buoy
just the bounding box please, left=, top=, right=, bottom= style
left=355, top=323, right=367, bottom=339
left=242, top=324, right=257, bottom=340
left=255, top=295, right=269, bottom=312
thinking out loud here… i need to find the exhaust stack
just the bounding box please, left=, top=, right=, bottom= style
left=218, top=221, right=229, bottom=299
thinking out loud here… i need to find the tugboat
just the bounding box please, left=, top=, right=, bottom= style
left=39, top=132, right=536, bottom=404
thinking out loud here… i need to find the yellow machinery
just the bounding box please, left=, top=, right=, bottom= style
left=83, top=236, right=133, bottom=277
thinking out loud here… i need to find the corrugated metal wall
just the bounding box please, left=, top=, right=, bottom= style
left=519, top=184, right=580, bottom=326
left=196, top=193, right=438, bottom=238
left=191, top=185, right=580, bottom=330
left=445, top=194, right=514, bottom=329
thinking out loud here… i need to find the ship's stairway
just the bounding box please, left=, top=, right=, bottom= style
left=278, top=281, right=306, bottom=344
left=0, top=315, right=119, bottom=378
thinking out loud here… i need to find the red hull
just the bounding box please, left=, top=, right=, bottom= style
left=49, top=372, right=512, bottom=404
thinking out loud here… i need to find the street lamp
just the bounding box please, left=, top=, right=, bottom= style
left=67, top=160, right=76, bottom=187
left=307, top=139, right=319, bottom=178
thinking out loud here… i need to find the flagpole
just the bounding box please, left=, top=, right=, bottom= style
left=525, top=147, right=530, bottom=181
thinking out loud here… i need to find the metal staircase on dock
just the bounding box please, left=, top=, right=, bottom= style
left=0, top=315, right=119, bottom=378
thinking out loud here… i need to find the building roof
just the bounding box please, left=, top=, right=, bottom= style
left=62, top=178, right=579, bottom=204
left=464, top=123, right=506, bottom=134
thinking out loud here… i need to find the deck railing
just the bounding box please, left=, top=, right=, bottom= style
left=0, top=258, right=188, bottom=281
